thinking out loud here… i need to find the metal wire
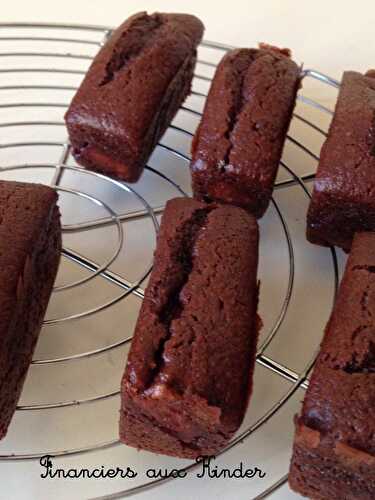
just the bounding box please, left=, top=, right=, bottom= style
left=0, top=23, right=340, bottom=500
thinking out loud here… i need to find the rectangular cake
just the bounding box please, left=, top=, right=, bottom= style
left=190, top=44, right=301, bottom=218
left=307, top=70, right=375, bottom=251
left=120, top=197, right=260, bottom=458
left=289, top=232, right=375, bottom=499
left=65, top=11, right=204, bottom=182
left=0, top=180, right=61, bottom=439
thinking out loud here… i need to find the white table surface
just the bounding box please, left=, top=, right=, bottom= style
left=0, top=1, right=370, bottom=499
left=2, top=0, right=374, bottom=83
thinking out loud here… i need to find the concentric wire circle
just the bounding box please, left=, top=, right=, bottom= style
left=0, top=23, right=339, bottom=500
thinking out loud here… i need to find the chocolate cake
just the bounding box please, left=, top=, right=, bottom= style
left=65, top=12, right=204, bottom=182
left=120, top=197, right=260, bottom=458
left=190, top=45, right=300, bottom=218
left=289, top=232, right=375, bottom=499
left=307, top=70, right=375, bottom=251
left=0, top=180, right=61, bottom=439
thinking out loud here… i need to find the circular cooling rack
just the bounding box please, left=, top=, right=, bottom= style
left=0, top=23, right=342, bottom=500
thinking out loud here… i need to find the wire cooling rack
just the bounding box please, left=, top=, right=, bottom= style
left=0, top=23, right=342, bottom=500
